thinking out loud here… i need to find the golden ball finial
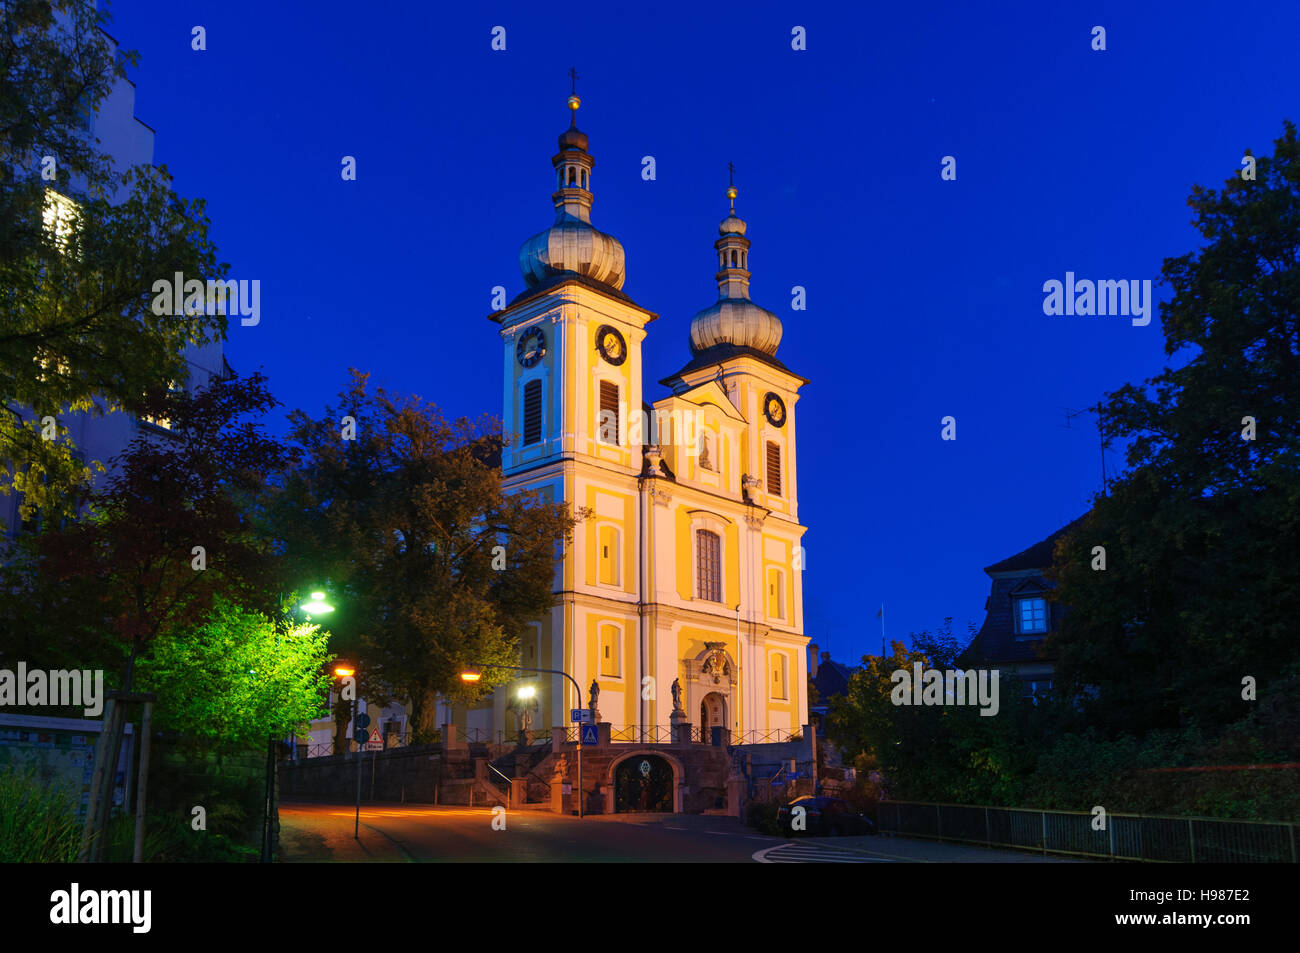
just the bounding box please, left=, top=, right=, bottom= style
left=567, top=94, right=581, bottom=112
left=726, top=185, right=738, bottom=201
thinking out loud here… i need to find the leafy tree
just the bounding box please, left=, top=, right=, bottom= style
left=1051, top=121, right=1300, bottom=733
left=133, top=597, right=333, bottom=748
left=0, top=373, right=292, bottom=691
left=0, top=0, right=227, bottom=527
left=273, top=369, right=575, bottom=742
left=828, top=622, right=1042, bottom=805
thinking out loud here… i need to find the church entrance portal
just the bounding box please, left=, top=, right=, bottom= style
left=700, top=692, right=727, bottom=737
left=614, top=755, right=673, bottom=813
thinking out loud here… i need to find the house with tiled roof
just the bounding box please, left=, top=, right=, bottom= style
left=963, top=516, right=1087, bottom=699
left=807, top=643, right=855, bottom=736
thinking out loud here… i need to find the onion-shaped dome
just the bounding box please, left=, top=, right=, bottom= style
left=518, top=94, right=627, bottom=291
left=520, top=218, right=626, bottom=289
left=690, top=297, right=783, bottom=355
left=687, top=183, right=782, bottom=355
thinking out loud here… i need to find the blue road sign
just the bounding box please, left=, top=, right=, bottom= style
left=580, top=724, right=599, bottom=745
left=571, top=709, right=593, bottom=724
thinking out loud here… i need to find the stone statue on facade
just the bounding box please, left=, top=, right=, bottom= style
left=671, top=677, right=683, bottom=712
left=588, top=679, right=600, bottom=721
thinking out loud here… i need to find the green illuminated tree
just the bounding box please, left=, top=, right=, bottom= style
left=133, top=597, right=333, bottom=747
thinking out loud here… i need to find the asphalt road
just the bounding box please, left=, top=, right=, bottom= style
left=279, top=801, right=1082, bottom=863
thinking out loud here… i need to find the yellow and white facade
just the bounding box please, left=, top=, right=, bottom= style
left=460, top=97, right=811, bottom=741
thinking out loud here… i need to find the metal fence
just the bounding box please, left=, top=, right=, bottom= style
left=733, top=729, right=802, bottom=745
left=559, top=725, right=799, bottom=745
left=876, top=801, right=1299, bottom=863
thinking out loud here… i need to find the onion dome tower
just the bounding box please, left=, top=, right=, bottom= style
left=688, top=172, right=783, bottom=356
left=518, top=83, right=627, bottom=290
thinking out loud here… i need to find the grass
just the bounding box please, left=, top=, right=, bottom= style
left=0, top=765, right=81, bottom=863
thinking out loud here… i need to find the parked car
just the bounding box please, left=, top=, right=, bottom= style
left=777, top=796, right=877, bottom=836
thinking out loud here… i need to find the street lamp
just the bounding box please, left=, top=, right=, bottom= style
left=328, top=658, right=368, bottom=839
left=460, top=662, right=588, bottom=818
left=301, top=591, right=335, bottom=616
left=263, top=589, right=338, bottom=862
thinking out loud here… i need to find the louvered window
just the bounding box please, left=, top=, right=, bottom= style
left=696, top=529, right=722, bottom=602
left=598, top=380, right=620, bottom=445
left=523, top=379, right=542, bottom=445
left=765, top=441, right=782, bottom=496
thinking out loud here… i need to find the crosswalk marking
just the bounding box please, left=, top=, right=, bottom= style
left=753, top=842, right=896, bottom=863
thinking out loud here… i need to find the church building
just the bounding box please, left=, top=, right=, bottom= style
left=453, top=91, right=812, bottom=743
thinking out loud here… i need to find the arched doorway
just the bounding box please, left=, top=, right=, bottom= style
left=700, top=692, right=726, bottom=737
left=614, top=755, right=673, bottom=812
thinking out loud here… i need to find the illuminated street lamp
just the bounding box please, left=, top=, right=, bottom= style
left=300, top=591, right=334, bottom=616
left=459, top=662, right=587, bottom=818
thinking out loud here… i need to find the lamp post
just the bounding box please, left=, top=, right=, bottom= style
left=329, top=661, right=366, bottom=840
left=262, top=590, right=336, bottom=862
left=461, top=663, right=586, bottom=818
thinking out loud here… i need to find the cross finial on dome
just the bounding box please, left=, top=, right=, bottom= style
left=567, top=67, right=581, bottom=118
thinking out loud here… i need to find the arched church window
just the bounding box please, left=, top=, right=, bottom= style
left=568, top=166, right=577, bottom=186
left=696, top=529, right=722, bottom=602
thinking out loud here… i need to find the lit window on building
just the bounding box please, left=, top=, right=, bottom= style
left=1016, top=596, right=1048, bottom=634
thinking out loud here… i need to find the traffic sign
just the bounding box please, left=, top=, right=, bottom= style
left=353, top=711, right=371, bottom=744
left=571, top=709, right=593, bottom=724
left=580, top=724, right=599, bottom=745
left=364, top=728, right=383, bottom=750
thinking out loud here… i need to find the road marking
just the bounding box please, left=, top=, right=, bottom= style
left=663, top=826, right=688, bottom=831
left=753, top=843, right=896, bottom=863
left=323, top=809, right=492, bottom=818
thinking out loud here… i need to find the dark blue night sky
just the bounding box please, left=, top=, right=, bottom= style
left=108, top=0, right=1299, bottom=661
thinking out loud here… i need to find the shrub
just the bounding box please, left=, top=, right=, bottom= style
left=745, top=798, right=784, bottom=835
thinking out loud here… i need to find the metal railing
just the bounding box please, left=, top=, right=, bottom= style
left=487, top=763, right=512, bottom=790
left=732, top=728, right=802, bottom=745
left=298, top=722, right=810, bottom=756
left=555, top=724, right=805, bottom=745
left=876, top=800, right=1299, bottom=863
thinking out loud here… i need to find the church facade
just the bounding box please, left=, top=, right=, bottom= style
left=455, top=94, right=811, bottom=743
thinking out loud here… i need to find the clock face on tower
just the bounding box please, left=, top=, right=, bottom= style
left=516, top=327, right=546, bottom=368
left=763, top=392, right=787, bottom=428
left=595, top=325, right=627, bottom=365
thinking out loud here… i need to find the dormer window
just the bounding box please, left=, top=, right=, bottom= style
left=1014, top=596, right=1048, bottom=635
